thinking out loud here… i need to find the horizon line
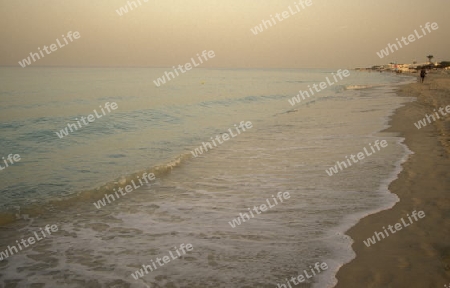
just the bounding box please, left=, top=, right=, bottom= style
left=0, top=65, right=349, bottom=70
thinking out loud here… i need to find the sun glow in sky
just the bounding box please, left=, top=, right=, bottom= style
left=0, top=0, right=448, bottom=68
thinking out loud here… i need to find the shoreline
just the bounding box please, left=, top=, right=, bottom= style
left=335, top=73, right=450, bottom=287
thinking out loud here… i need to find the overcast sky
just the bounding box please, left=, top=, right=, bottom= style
left=0, top=0, right=448, bottom=68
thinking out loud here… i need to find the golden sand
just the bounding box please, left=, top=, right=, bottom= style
left=335, top=73, right=450, bottom=287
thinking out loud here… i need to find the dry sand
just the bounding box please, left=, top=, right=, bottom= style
left=335, top=72, right=450, bottom=288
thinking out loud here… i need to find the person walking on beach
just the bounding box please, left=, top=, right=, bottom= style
left=420, top=68, right=427, bottom=83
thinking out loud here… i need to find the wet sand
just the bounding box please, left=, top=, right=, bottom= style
left=335, top=72, right=450, bottom=287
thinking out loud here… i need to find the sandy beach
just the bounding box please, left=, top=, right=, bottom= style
left=336, top=72, right=450, bottom=287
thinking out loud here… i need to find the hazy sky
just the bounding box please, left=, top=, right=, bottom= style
left=0, top=0, right=448, bottom=68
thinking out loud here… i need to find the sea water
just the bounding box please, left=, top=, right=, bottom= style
left=0, top=67, right=414, bottom=287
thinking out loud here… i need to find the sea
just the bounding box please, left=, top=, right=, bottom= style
left=0, top=67, right=415, bottom=288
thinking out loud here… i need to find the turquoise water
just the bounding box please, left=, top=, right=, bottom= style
left=0, top=68, right=410, bottom=209
left=0, top=68, right=414, bottom=287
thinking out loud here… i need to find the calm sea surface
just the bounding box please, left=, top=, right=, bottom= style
left=0, top=67, right=414, bottom=287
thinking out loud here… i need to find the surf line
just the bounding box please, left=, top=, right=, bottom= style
left=93, top=172, right=155, bottom=209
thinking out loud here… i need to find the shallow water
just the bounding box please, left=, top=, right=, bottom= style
left=0, top=68, right=415, bottom=287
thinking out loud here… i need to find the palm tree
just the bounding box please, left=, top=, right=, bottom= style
left=427, top=55, right=434, bottom=64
